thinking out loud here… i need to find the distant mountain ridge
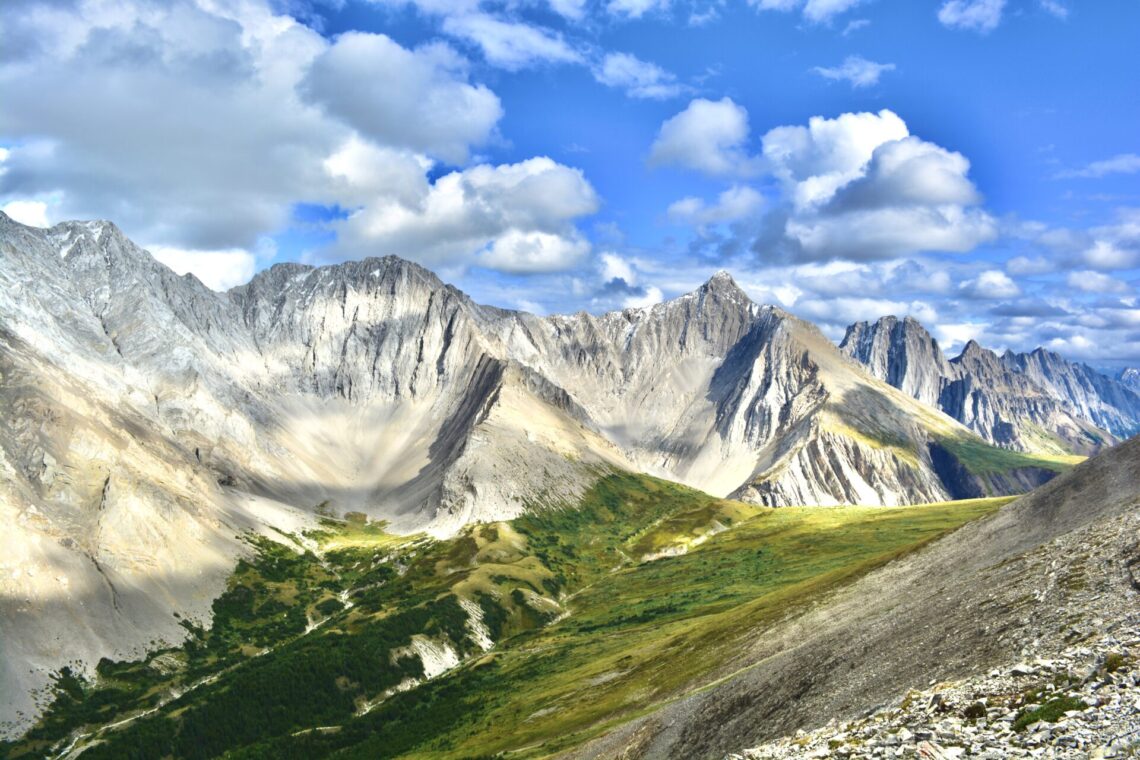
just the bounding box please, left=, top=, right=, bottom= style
left=841, top=315, right=1140, bottom=455
left=1120, top=366, right=1140, bottom=391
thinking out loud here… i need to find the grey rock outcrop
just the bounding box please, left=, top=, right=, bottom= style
left=736, top=620, right=1140, bottom=760
left=840, top=316, right=953, bottom=408
left=1002, top=347, right=1140, bottom=439
left=842, top=317, right=1137, bottom=455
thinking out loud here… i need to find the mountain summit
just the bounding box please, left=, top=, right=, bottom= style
left=700, top=269, right=749, bottom=298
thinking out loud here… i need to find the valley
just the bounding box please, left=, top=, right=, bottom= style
left=2, top=476, right=1011, bottom=759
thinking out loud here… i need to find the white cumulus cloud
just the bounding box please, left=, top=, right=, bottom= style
left=0, top=0, right=337, bottom=250
left=759, top=109, right=996, bottom=260
left=330, top=156, right=599, bottom=270
left=750, top=0, right=865, bottom=23
left=599, top=252, right=638, bottom=285
left=441, top=13, right=582, bottom=70
left=302, top=32, right=502, bottom=164
left=606, top=0, right=671, bottom=19
left=1038, top=0, right=1068, bottom=19
left=1057, top=153, right=1140, bottom=179
left=0, top=0, right=604, bottom=280
left=663, top=107, right=996, bottom=262
left=150, top=246, right=259, bottom=291
left=623, top=285, right=664, bottom=308
left=648, top=98, right=757, bottom=176
left=0, top=199, right=50, bottom=228
left=546, top=0, right=589, bottom=19
left=479, top=230, right=590, bottom=273
left=1067, top=270, right=1130, bottom=294
left=761, top=109, right=911, bottom=211
left=803, top=0, right=865, bottom=23
left=668, top=185, right=764, bottom=228
left=960, top=269, right=1020, bottom=299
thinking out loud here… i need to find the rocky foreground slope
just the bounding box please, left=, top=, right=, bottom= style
left=841, top=316, right=1140, bottom=454
left=734, top=621, right=1140, bottom=759
left=566, top=434, right=1140, bottom=759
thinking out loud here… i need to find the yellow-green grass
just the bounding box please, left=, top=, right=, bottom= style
left=306, top=518, right=424, bottom=554
left=383, top=493, right=1012, bottom=759
left=818, top=411, right=922, bottom=468
left=937, top=434, right=1084, bottom=475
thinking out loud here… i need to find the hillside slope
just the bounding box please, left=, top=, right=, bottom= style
left=568, top=434, right=1140, bottom=759
left=2, top=479, right=1014, bottom=758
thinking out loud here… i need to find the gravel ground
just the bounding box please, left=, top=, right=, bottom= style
left=734, top=618, right=1140, bottom=759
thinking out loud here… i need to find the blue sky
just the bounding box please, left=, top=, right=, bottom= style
left=1, top=0, right=1138, bottom=366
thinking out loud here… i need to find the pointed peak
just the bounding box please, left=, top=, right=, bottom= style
left=699, top=269, right=750, bottom=300
left=48, top=219, right=130, bottom=252
left=957, top=339, right=993, bottom=360
left=238, top=255, right=449, bottom=299
left=900, top=317, right=937, bottom=339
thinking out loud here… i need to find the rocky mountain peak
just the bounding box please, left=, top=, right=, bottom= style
left=0, top=214, right=1111, bottom=736
left=838, top=313, right=952, bottom=408
left=699, top=269, right=750, bottom=301
left=955, top=339, right=993, bottom=362
left=241, top=254, right=445, bottom=294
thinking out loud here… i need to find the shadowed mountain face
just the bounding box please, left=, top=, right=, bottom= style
left=841, top=316, right=1140, bottom=455
left=0, top=213, right=1067, bottom=734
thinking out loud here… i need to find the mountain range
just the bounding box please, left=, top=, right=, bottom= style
left=2, top=211, right=1139, bottom=740
left=841, top=315, right=1140, bottom=454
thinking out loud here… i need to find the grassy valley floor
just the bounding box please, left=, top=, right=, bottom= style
left=3, top=475, right=1014, bottom=760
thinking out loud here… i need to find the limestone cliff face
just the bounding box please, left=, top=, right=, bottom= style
left=0, top=213, right=1062, bottom=734
left=840, top=316, right=953, bottom=408
left=1001, top=348, right=1140, bottom=438
left=842, top=317, right=1133, bottom=455
left=942, top=341, right=1106, bottom=454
